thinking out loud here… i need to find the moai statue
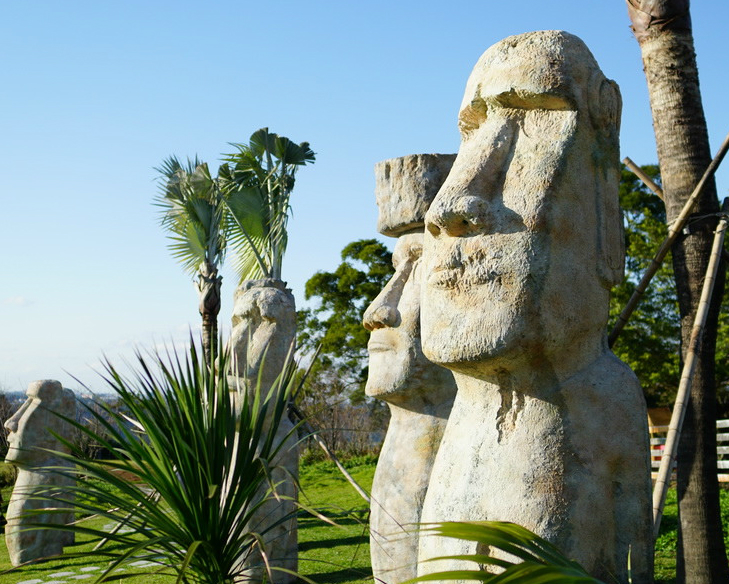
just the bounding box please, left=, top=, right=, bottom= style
left=5, top=380, right=76, bottom=566
left=363, top=153, right=457, bottom=583
left=417, top=31, right=653, bottom=583
left=228, top=279, right=298, bottom=584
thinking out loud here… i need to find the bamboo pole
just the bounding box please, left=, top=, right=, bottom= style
left=623, top=156, right=664, bottom=200
left=652, top=198, right=729, bottom=539
left=609, top=130, right=729, bottom=347
left=289, top=403, right=371, bottom=504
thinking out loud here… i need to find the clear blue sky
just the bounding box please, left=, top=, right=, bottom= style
left=2, top=1, right=728, bottom=393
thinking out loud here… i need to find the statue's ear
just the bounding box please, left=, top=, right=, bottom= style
left=596, top=165, right=625, bottom=289
left=588, top=72, right=624, bottom=288
left=588, top=74, right=621, bottom=137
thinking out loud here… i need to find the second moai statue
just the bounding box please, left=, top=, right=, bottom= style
left=363, top=153, right=457, bottom=583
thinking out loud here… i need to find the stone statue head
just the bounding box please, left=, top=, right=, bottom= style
left=421, top=30, right=623, bottom=378
left=363, top=154, right=456, bottom=403
left=229, top=279, right=296, bottom=389
left=5, top=380, right=76, bottom=467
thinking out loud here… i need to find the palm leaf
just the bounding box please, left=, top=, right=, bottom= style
left=411, top=521, right=605, bottom=584
left=222, top=128, right=315, bottom=282
left=155, top=156, right=227, bottom=278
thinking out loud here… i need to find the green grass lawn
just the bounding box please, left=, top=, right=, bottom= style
left=0, top=458, right=726, bottom=584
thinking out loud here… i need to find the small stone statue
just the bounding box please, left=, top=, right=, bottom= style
left=364, top=153, right=457, bottom=583
left=5, top=379, right=76, bottom=566
left=228, top=278, right=298, bottom=584
left=418, top=31, right=653, bottom=583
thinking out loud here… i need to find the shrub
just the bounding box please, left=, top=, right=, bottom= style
left=31, top=338, right=301, bottom=584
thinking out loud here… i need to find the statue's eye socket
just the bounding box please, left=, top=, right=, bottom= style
left=493, top=90, right=574, bottom=112
left=459, top=99, right=488, bottom=136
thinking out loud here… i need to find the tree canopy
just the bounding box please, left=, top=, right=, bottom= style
left=297, top=239, right=394, bottom=402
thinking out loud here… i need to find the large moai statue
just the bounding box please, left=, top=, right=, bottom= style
left=228, top=279, right=298, bottom=583
left=417, top=31, right=653, bottom=583
left=5, top=380, right=76, bottom=566
left=363, top=154, right=457, bottom=584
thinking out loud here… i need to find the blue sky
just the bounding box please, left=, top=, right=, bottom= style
left=2, top=1, right=728, bottom=393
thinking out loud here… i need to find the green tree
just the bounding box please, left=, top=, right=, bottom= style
left=610, top=164, right=681, bottom=408
left=625, top=2, right=728, bottom=580
left=295, top=239, right=394, bottom=453
left=221, top=128, right=315, bottom=282
left=155, top=157, right=226, bottom=363
left=297, top=239, right=394, bottom=400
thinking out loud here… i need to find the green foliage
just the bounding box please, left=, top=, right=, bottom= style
left=609, top=165, right=681, bottom=408
left=0, top=462, right=16, bottom=487
left=222, top=128, right=315, bottom=281
left=411, top=521, right=603, bottom=584
left=31, top=339, right=300, bottom=584
left=297, top=239, right=394, bottom=398
left=155, top=156, right=227, bottom=278
left=610, top=164, right=729, bottom=413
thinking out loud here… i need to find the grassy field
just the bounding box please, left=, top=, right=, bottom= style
left=0, top=457, right=726, bottom=584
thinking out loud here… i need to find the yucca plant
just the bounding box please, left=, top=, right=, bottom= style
left=155, top=157, right=227, bottom=363
left=30, top=338, right=303, bottom=584
left=412, top=521, right=607, bottom=584
left=220, top=128, right=315, bottom=282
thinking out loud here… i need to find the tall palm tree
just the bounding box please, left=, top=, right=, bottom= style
left=155, top=156, right=226, bottom=363
left=221, top=128, right=315, bottom=282
left=625, top=2, right=729, bottom=582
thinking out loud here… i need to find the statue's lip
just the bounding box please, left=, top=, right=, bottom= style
left=367, top=339, right=394, bottom=352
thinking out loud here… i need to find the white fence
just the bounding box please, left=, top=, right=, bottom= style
left=649, top=419, right=729, bottom=482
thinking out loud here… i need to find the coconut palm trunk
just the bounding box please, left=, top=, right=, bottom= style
left=625, top=1, right=729, bottom=582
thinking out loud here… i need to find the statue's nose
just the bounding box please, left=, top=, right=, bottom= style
left=363, top=303, right=399, bottom=331
left=426, top=192, right=492, bottom=238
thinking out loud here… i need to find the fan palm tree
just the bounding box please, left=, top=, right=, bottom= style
left=221, top=128, right=315, bottom=282
left=155, top=157, right=226, bottom=363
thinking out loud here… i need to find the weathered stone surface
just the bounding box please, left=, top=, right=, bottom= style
left=5, top=380, right=76, bottom=566
left=228, top=279, right=298, bottom=584
left=418, top=31, right=652, bottom=583
left=375, top=154, right=457, bottom=237
left=364, top=154, right=457, bottom=583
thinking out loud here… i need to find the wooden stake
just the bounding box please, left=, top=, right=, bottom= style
left=623, top=156, right=664, bottom=200
left=652, top=197, right=729, bottom=539
left=609, top=130, right=729, bottom=347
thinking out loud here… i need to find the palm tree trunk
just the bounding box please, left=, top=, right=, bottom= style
left=197, top=262, right=222, bottom=365
left=626, top=2, right=729, bottom=582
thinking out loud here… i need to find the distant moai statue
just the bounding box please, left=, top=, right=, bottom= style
left=363, top=153, right=457, bottom=583
left=5, top=379, right=76, bottom=566
left=417, top=31, right=653, bottom=583
left=228, top=278, right=298, bottom=584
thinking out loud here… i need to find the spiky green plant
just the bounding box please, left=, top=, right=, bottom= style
left=412, top=521, right=606, bottom=584
left=30, top=339, right=302, bottom=584
left=220, top=128, right=315, bottom=282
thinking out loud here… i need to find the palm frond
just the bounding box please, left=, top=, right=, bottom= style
left=222, top=128, right=315, bottom=282
left=155, top=156, right=227, bottom=279
left=411, top=521, right=605, bottom=584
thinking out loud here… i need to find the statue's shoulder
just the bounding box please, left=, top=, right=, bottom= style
left=563, top=350, right=646, bottom=422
